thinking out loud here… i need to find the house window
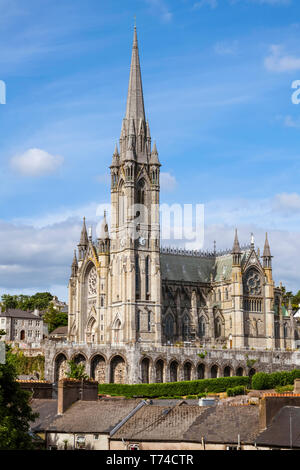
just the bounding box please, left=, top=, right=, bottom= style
left=35, top=331, right=40, bottom=338
left=94, top=434, right=99, bottom=440
left=29, top=320, right=32, bottom=326
left=28, top=330, right=32, bottom=338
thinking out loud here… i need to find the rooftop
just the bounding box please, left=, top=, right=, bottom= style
left=46, top=399, right=141, bottom=434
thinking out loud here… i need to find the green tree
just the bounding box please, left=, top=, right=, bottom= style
left=1, top=292, right=53, bottom=312
left=1, top=294, right=18, bottom=310
left=66, top=360, right=88, bottom=380
left=0, top=334, right=38, bottom=449
left=43, top=304, right=68, bottom=333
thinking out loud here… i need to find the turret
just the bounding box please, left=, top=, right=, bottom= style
left=231, top=229, right=241, bottom=266
left=78, top=217, right=88, bottom=259
left=98, top=211, right=110, bottom=253
left=262, top=232, right=272, bottom=268
left=71, top=250, right=78, bottom=277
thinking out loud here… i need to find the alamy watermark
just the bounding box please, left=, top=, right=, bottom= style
left=95, top=201, right=205, bottom=249
left=291, top=80, right=300, bottom=105
left=0, top=80, right=6, bottom=104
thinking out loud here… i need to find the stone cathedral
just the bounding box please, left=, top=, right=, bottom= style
left=45, top=28, right=299, bottom=385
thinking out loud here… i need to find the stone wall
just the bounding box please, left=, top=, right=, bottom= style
left=43, top=339, right=300, bottom=384
left=17, top=380, right=53, bottom=399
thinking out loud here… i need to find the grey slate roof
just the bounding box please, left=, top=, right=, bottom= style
left=160, top=253, right=233, bottom=283
left=256, top=406, right=300, bottom=448
left=112, top=402, right=260, bottom=444
left=112, top=403, right=207, bottom=441
left=46, top=399, right=141, bottom=434
left=184, top=405, right=260, bottom=445
left=0, top=309, right=39, bottom=320
left=30, top=399, right=58, bottom=432
left=49, top=326, right=68, bottom=336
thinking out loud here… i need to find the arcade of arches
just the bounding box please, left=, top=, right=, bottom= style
left=54, top=352, right=252, bottom=384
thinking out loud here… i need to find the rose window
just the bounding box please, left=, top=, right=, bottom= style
left=88, top=267, right=97, bottom=296
left=245, top=269, right=261, bottom=296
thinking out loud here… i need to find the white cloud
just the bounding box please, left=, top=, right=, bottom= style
left=272, top=193, right=300, bottom=216
left=10, top=148, right=64, bottom=177
left=160, top=172, right=177, bottom=192
left=264, top=45, right=300, bottom=72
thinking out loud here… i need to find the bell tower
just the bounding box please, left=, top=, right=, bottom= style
left=108, top=26, right=161, bottom=345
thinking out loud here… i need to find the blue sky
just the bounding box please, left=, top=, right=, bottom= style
left=1, top=0, right=300, bottom=300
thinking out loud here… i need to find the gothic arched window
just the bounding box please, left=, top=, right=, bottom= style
left=119, top=182, right=125, bottom=226
left=165, top=315, right=175, bottom=342
left=136, top=311, right=141, bottom=332
left=215, top=317, right=222, bottom=338
left=135, top=255, right=140, bottom=300
left=148, top=311, right=151, bottom=332
left=182, top=314, right=190, bottom=341
left=199, top=317, right=206, bottom=337
left=145, top=256, right=150, bottom=297
left=136, top=179, right=145, bottom=205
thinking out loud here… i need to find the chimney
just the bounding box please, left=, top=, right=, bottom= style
left=57, top=379, right=98, bottom=415
left=259, top=393, right=300, bottom=430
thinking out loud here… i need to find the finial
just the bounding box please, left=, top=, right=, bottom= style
left=134, top=15, right=136, bottom=29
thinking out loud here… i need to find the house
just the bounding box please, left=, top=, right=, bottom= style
left=0, top=309, right=44, bottom=348
left=110, top=402, right=260, bottom=451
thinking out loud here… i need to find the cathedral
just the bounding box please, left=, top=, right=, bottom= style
left=44, top=27, right=299, bottom=385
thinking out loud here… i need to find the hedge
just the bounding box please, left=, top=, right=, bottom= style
left=226, top=385, right=246, bottom=397
left=98, top=376, right=250, bottom=398
left=251, top=369, right=300, bottom=390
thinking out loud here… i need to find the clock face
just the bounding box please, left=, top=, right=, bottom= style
left=88, top=267, right=97, bottom=296
left=139, top=237, right=146, bottom=246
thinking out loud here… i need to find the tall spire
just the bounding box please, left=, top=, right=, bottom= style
left=232, top=229, right=241, bottom=254
left=262, top=232, right=272, bottom=268
left=79, top=217, right=88, bottom=247
left=263, top=232, right=271, bottom=258
left=125, top=26, right=145, bottom=124
left=232, top=229, right=241, bottom=266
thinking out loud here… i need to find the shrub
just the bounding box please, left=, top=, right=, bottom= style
left=226, top=385, right=245, bottom=397
left=252, top=369, right=300, bottom=390
left=98, top=376, right=250, bottom=399
left=275, top=384, right=294, bottom=393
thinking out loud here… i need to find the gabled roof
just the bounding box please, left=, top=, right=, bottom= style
left=256, top=406, right=300, bottom=448
left=0, top=309, right=40, bottom=320
left=111, top=403, right=260, bottom=444
left=184, top=405, right=260, bottom=445
left=112, top=403, right=205, bottom=441
left=46, top=399, right=141, bottom=434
